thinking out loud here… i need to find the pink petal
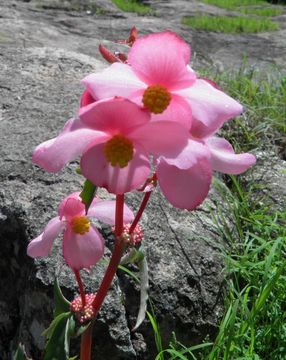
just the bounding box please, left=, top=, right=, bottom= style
left=205, top=137, right=256, bottom=174
left=63, top=225, right=104, bottom=270
left=151, top=93, right=193, bottom=129
left=61, top=198, right=85, bottom=221
left=87, top=200, right=134, bottom=225
left=58, top=192, right=81, bottom=218
left=27, top=217, right=64, bottom=257
left=32, top=118, right=106, bottom=172
left=179, top=79, right=243, bottom=138
left=81, top=143, right=150, bottom=194
left=79, top=97, right=150, bottom=134
left=128, top=31, right=195, bottom=90
left=163, top=138, right=211, bottom=169
left=129, top=121, right=189, bottom=158
left=157, top=158, right=212, bottom=210
left=81, top=63, right=145, bottom=100
left=80, top=89, right=96, bottom=107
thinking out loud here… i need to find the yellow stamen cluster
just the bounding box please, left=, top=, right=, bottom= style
left=142, top=84, right=172, bottom=114
left=71, top=216, right=90, bottom=235
left=104, top=135, right=134, bottom=168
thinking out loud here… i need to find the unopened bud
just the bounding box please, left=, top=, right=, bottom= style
left=70, top=293, right=96, bottom=323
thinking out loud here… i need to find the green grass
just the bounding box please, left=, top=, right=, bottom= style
left=204, top=176, right=286, bottom=360
left=201, top=0, right=269, bottom=10
left=182, top=15, right=279, bottom=32
left=239, top=6, right=283, bottom=16
left=111, top=0, right=152, bottom=14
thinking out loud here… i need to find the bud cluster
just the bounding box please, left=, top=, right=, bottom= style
left=121, top=223, right=144, bottom=246
left=70, top=293, right=97, bottom=323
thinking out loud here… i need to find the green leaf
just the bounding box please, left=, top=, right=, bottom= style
left=54, top=278, right=70, bottom=317
left=13, top=344, right=32, bottom=360
left=73, top=322, right=92, bottom=338
left=64, top=316, right=76, bottom=358
left=120, top=245, right=145, bottom=266
left=133, top=256, right=149, bottom=331
left=80, top=179, right=97, bottom=212
left=43, top=312, right=71, bottom=360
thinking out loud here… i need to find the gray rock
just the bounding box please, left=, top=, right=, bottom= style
left=247, top=151, right=286, bottom=213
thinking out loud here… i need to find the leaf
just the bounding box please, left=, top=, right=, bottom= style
left=64, top=316, right=76, bottom=358
left=43, top=312, right=71, bottom=360
left=54, top=278, right=70, bottom=317
left=73, top=322, right=92, bottom=338
left=80, top=179, right=97, bottom=212
left=13, top=344, right=32, bottom=360
left=120, top=248, right=144, bottom=265
left=133, top=256, right=149, bottom=331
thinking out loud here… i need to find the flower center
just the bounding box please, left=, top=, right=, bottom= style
left=71, top=216, right=90, bottom=235
left=104, top=135, right=134, bottom=168
left=142, top=84, right=172, bottom=114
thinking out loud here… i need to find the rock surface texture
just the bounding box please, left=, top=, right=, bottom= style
left=0, top=0, right=285, bottom=359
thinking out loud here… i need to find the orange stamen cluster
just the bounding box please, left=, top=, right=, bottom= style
left=104, top=135, right=134, bottom=168
left=70, top=293, right=96, bottom=323
left=71, top=216, right=90, bottom=235
left=142, top=84, right=171, bottom=114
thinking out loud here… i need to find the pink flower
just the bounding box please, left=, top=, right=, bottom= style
left=82, top=31, right=243, bottom=130
left=27, top=193, right=134, bottom=270
left=33, top=97, right=189, bottom=194
left=156, top=135, right=256, bottom=210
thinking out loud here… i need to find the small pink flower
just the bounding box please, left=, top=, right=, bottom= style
left=82, top=31, right=243, bottom=130
left=156, top=135, right=256, bottom=210
left=33, top=97, right=188, bottom=194
left=27, top=193, right=134, bottom=270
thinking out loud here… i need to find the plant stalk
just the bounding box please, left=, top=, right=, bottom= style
left=80, top=194, right=125, bottom=360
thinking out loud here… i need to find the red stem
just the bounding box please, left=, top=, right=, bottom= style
left=115, top=194, right=124, bottom=237
left=80, top=194, right=125, bottom=360
left=73, top=269, right=86, bottom=307
left=91, top=194, right=125, bottom=312
left=80, top=323, right=93, bottom=360
left=129, top=191, right=152, bottom=234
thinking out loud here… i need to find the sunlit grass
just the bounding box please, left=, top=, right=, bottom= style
left=182, top=15, right=279, bottom=32
left=239, top=6, right=283, bottom=16
left=111, top=0, right=152, bottom=14
left=201, top=0, right=269, bottom=10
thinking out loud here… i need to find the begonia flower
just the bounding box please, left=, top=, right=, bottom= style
left=82, top=31, right=243, bottom=130
left=27, top=192, right=134, bottom=270
left=33, top=97, right=189, bottom=194
left=156, top=135, right=256, bottom=210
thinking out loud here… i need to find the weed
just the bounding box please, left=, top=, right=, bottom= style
left=182, top=15, right=279, bottom=33
left=239, top=6, right=283, bottom=16
left=200, top=0, right=269, bottom=10
left=111, top=0, right=152, bottom=14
